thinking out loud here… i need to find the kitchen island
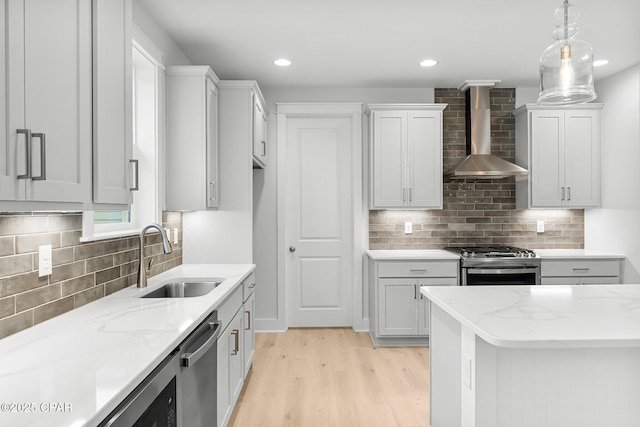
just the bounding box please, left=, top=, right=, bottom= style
left=422, top=284, right=640, bottom=427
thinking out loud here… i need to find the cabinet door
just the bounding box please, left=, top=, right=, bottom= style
left=243, top=291, right=255, bottom=375
left=206, top=77, right=219, bottom=208
left=25, top=0, right=92, bottom=203
left=252, top=98, right=267, bottom=168
left=228, top=309, right=244, bottom=412
left=372, top=111, right=406, bottom=208
left=378, top=278, right=418, bottom=336
left=217, top=323, right=232, bottom=427
left=417, top=278, right=458, bottom=336
left=407, top=111, right=442, bottom=208
left=530, top=110, right=564, bottom=207
left=92, top=0, right=133, bottom=205
left=564, top=109, right=600, bottom=207
left=0, top=1, right=23, bottom=200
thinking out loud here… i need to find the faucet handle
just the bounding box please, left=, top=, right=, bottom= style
left=146, top=258, right=154, bottom=276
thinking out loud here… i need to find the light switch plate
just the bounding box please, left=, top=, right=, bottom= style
left=173, top=228, right=179, bottom=245
left=165, top=228, right=171, bottom=241
left=404, top=222, right=412, bottom=234
left=463, top=354, right=472, bottom=389
left=39, top=245, right=52, bottom=277
left=537, top=220, right=545, bottom=233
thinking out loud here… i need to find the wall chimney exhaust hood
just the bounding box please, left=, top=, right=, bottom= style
left=445, top=80, right=528, bottom=179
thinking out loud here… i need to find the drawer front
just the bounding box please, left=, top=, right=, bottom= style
left=378, top=261, right=458, bottom=278
left=243, top=272, right=256, bottom=302
left=218, top=285, right=243, bottom=333
left=541, top=259, right=620, bottom=277
left=542, top=276, right=621, bottom=286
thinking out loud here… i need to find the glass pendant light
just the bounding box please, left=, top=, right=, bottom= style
left=538, top=0, right=597, bottom=105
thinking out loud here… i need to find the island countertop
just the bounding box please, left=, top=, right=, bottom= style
left=0, top=263, right=254, bottom=427
left=421, top=284, right=640, bottom=349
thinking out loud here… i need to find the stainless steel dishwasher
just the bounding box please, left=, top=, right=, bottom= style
left=178, top=311, right=221, bottom=426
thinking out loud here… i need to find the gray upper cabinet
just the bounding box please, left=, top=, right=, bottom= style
left=92, top=0, right=133, bottom=206
left=252, top=96, right=267, bottom=168
left=1, top=0, right=93, bottom=206
left=369, top=104, right=446, bottom=210
left=166, top=66, right=220, bottom=210
left=514, top=104, right=603, bottom=209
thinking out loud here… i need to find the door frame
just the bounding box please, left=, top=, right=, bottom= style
left=276, top=103, right=369, bottom=331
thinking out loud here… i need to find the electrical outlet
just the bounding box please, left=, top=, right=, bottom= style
left=404, top=222, right=412, bottom=234
left=463, top=354, right=472, bottom=389
left=39, top=245, right=52, bottom=277
left=537, top=220, right=545, bottom=233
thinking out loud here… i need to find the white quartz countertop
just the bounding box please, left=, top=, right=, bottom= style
left=0, top=263, right=254, bottom=427
left=422, top=284, right=640, bottom=349
left=366, top=249, right=460, bottom=260
left=535, top=249, right=625, bottom=259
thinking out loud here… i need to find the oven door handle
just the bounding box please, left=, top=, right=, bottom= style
left=466, top=267, right=539, bottom=275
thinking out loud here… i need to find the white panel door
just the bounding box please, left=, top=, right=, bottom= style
left=531, top=110, right=564, bottom=207
left=564, top=109, right=600, bottom=207
left=407, top=111, right=442, bottom=208
left=25, top=0, right=92, bottom=202
left=372, top=111, right=406, bottom=208
left=286, top=117, right=353, bottom=327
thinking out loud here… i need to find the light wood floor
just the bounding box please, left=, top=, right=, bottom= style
left=228, top=328, right=430, bottom=427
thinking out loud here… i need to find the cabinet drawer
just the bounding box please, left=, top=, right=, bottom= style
left=242, top=272, right=256, bottom=302
left=378, top=261, right=457, bottom=278
left=218, top=285, right=243, bottom=333
left=542, top=276, right=620, bottom=286
left=541, top=260, right=621, bottom=277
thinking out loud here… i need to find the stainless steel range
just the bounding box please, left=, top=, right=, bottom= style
left=443, top=246, right=541, bottom=286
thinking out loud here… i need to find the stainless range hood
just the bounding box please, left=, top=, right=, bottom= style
left=445, top=81, right=528, bottom=179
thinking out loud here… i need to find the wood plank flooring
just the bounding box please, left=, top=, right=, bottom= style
left=228, top=328, right=430, bottom=427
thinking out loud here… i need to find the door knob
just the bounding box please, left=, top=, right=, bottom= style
left=289, top=246, right=296, bottom=252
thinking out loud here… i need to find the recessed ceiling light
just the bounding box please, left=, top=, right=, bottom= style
left=419, top=59, right=439, bottom=68
left=593, top=59, right=609, bottom=67
left=273, top=58, right=292, bottom=67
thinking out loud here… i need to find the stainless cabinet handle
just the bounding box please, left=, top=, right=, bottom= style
left=403, top=187, right=407, bottom=202
left=209, top=181, right=216, bottom=200
left=410, top=269, right=427, bottom=272
left=567, top=186, right=571, bottom=201
left=408, top=187, right=413, bottom=202
left=414, top=284, right=418, bottom=300
left=129, top=159, right=139, bottom=191
left=245, top=310, right=251, bottom=331
left=17, top=129, right=32, bottom=179
left=262, top=140, right=267, bottom=157
left=572, top=267, right=590, bottom=271
left=248, top=282, right=256, bottom=289
left=31, top=133, right=46, bottom=181
left=231, top=329, right=240, bottom=355
left=561, top=187, right=565, bottom=201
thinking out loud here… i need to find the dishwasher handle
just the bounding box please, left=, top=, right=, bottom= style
left=181, top=321, right=221, bottom=368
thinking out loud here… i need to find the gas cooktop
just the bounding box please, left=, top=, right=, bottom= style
left=443, top=246, right=537, bottom=258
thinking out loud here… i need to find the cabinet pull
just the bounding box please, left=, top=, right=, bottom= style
left=17, top=129, right=32, bottom=179
left=408, top=187, right=413, bottom=202
left=261, top=140, right=267, bottom=157
left=402, top=188, right=406, bottom=202
left=561, top=187, right=565, bottom=201
left=231, top=329, right=239, bottom=355
left=31, top=133, right=46, bottom=181
left=209, top=181, right=216, bottom=200
left=245, top=310, right=251, bottom=331
left=410, top=268, right=427, bottom=272
left=414, top=284, right=418, bottom=300
left=567, top=186, right=571, bottom=201
left=572, top=267, right=590, bottom=271
left=129, top=159, right=139, bottom=191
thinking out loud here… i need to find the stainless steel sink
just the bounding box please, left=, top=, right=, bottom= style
left=141, top=281, right=221, bottom=298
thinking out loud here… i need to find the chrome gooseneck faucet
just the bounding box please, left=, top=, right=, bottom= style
left=137, top=223, right=173, bottom=288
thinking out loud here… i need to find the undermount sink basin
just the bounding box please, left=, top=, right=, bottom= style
left=141, top=281, right=221, bottom=298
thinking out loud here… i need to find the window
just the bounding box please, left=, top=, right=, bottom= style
left=82, top=33, right=165, bottom=241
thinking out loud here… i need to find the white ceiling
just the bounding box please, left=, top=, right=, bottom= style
left=137, top=0, right=640, bottom=89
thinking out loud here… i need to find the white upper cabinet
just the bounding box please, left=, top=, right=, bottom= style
left=1, top=0, right=92, bottom=205
left=165, top=66, right=220, bottom=210
left=514, top=104, right=603, bottom=209
left=252, top=97, right=267, bottom=168
left=369, top=104, right=446, bottom=209
left=92, top=0, right=133, bottom=206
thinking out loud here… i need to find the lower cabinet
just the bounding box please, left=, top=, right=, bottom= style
left=541, top=258, right=624, bottom=286
left=369, top=259, right=459, bottom=346
left=216, top=273, right=255, bottom=427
